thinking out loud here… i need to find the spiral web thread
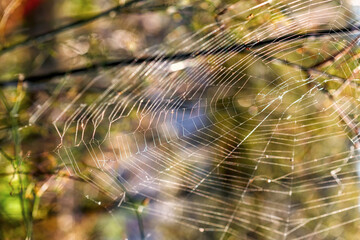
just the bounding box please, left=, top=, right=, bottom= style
left=52, top=0, right=360, bottom=239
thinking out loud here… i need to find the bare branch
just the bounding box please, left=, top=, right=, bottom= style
left=252, top=45, right=360, bottom=147
left=0, top=0, right=144, bottom=56
left=1, top=26, right=359, bottom=87
left=312, top=35, right=360, bottom=69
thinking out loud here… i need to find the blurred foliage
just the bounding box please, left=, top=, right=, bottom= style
left=1, top=0, right=360, bottom=239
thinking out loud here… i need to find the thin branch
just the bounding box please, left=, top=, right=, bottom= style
left=0, top=0, right=144, bottom=56
left=252, top=51, right=348, bottom=83
left=311, top=42, right=360, bottom=146
left=253, top=51, right=360, bottom=100
left=1, top=25, right=359, bottom=87
left=333, top=64, right=360, bottom=97
left=263, top=54, right=360, bottom=147
left=255, top=43, right=360, bottom=148
left=308, top=33, right=360, bottom=98
left=306, top=73, right=360, bottom=148
left=312, top=35, right=360, bottom=69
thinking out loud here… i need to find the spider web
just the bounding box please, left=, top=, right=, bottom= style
left=49, top=0, right=360, bottom=239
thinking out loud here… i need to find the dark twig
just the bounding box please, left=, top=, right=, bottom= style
left=308, top=38, right=360, bottom=147
left=312, top=35, right=360, bottom=69
left=251, top=51, right=348, bottom=83
left=256, top=39, right=360, bottom=148
left=293, top=39, right=360, bottom=151
left=1, top=25, right=359, bottom=87
left=0, top=0, right=144, bottom=56
left=306, top=72, right=360, bottom=148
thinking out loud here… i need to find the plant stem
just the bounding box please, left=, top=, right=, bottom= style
left=0, top=83, right=30, bottom=239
